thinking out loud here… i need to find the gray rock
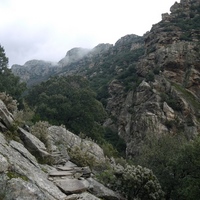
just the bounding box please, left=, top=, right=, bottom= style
left=66, top=192, right=101, bottom=200
left=0, top=99, right=14, bottom=130
left=17, top=127, right=51, bottom=162
left=10, top=140, right=39, bottom=168
left=59, top=47, right=90, bottom=67
left=78, top=192, right=102, bottom=200
left=0, top=154, right=9, bottom=172
left=0, top=132, right=67, bottom=200
left=48, top=126, right=105, bottom=163
left=56, top=178, right=88, bottom=194
left=87, top=177, right=123, bottom=200
left=48, top=170, right=73, bottom=177
left=3, top=178, right=49, bottom=200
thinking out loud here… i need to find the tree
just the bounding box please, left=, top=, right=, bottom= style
left=98, top=164, right=165, bottom=200
left=26, top=76, right=107, bottom=142
left=133, top=133, right=200, bottom=200
left=0, top=45, right=8, bottom=69
left=0, top=45, right=26, bottom=106
left=172, top=136, right=200, bottom=199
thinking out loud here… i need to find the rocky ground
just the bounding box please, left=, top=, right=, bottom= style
left=0, top=99, right=124, bottom=200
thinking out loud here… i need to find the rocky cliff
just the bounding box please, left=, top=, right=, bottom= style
left=12, top=60, right=61, bottom=87
left=11, top=0, right=200, bottom=158
left=106, top=0, right=200, bottom=156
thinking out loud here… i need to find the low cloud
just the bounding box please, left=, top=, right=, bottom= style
left=0, top=0, right=180, bottom=66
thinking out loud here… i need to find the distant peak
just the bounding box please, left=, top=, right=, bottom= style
left=59, top=47, right=90, bottom=67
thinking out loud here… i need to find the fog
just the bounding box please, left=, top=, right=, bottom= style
left=0, top=0, right=180, bottom=66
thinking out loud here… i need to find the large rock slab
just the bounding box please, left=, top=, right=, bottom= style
left=0, top=99, right=14, bottom=130
left=87, top=178, right=123, bottom=200
left=48, top=126, right=105, bottom=163
left=56, top=178, right=88, bottom=195
left=0, top=132, right=67, bottom=200
left=17, top=127, right=51, bottom=162
left=0, top=154, right=9, bottom=172
left=3, top=178, right=52, bottom=200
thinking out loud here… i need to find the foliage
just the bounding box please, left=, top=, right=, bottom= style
left=0, top=46, right=26, bottom=107
left=133, top=134, right=182, bottom=199
left=146, top=71, right=155, bottom=82
left=103, top=127, right=126, bottom=157
left=0, top=45, right=8, bottom=69
left=26, top=75, right=107, bottom=142
left=132, top=132, right=200, bottom=200
left=88, top=47, right=144, bottom=102
left=14, top=103, right=35, bottom=127
left=97, top=163, right=164, bottom=200
left=160, top=91, right=182, bottom=111
left=30, top=121, right=51, bottom=151
left=68, top=146, right=98, bottom=169
left=171, top=136, right=200, bottom=200
left=171, top=8, right=200, bottom=41
left=117, top=64, right=142, bottom=91
left=0, top=92, right=18, bottom=114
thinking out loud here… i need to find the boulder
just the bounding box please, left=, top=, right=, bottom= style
left=56, top=178, right=88, bottom=195
left=0, top=154, right=9, bottom=173
left=17, top=127, right=51, bottom=162
left=48, top=126, right=105, bottom=163
left=66, top=192, right=101, bottom=200
left=87, top=177, right=123, bottom=200
left=0, top=99, right=14, bottom=130
left=0, top=132, right=67, bottom=200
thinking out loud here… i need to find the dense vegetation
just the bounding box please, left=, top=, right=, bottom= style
left=0, top=45, right=26, bottom=106
left=25, top=75, right=126, bottom=155
left=26, top=76, right=106, bottom=141
left=134, top=133, right=200, bottom=200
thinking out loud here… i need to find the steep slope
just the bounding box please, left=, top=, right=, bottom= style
left=0, top=98, right=123, bottom=200
left=105, top=0, right=200, bottom=157
left=12, top=60, right=61, bottom=87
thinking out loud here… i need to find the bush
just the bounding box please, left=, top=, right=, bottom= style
left=0, top=92, right=18, bottom=114
left=30, top=121, right=51, bottom=151
left=97, top=163, right=164, bottom=200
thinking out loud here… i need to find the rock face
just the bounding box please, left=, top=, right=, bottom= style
left=11, top=60, right=60, bottom=86
left=59, top=48, right=90, bottom=67
left=0, top=99, right=122, bottom=200
left=105, top=0, right=200, bottom=156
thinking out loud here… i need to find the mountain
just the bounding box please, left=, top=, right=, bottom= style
left=11, top=0, right=200, bottom=157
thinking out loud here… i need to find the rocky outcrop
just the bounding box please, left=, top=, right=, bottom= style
left=48, top=126, right=105, bottom=163
left=0, top=99, right=14, bottom=131
left=11, top=60, right=60, bottom=86
left=104, top=0, right=200, bottom=157
left=0, top=99, right=123, bottom=200
left=59, top=48, right=90, bottom=67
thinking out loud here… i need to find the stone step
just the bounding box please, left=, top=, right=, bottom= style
left=56, top=166, right=73, bottom=171
left=55, top=179, right=89, bottom=195
left=48, top=170, right=73, bottom=177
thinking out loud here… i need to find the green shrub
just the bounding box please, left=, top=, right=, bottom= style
left=0, top=92, right=18, bottom=114
left=68, top=146, right=98, bottom=169
left=30, top=121, right=51, bottom=151
left=97, top=163, right=164, bottom=200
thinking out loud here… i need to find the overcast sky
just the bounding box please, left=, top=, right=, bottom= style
left=0, top=0, right=180, bottom=66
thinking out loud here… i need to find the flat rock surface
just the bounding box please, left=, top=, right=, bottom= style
left=49, top=171, right=73, bottom=177
left=56, top=179, right=88, bottom=194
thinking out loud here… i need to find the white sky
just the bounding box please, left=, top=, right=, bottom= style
left=0, top=0, right=180, bottom=66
